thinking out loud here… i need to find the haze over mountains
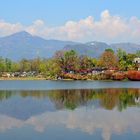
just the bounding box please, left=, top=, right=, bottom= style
left=0, top=31, right=77, bottom=60
left=0, top=31, right=140, bottom=60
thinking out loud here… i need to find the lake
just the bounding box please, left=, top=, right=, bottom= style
left=0, top=80, right=140, bottom=90
left=0, top=81, right=140, bottom=140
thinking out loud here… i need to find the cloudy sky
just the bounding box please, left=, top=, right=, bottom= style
left=0, top=0, right=140, bottom=43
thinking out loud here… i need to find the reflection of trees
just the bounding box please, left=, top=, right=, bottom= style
left=99, top=91, right=119, bottom=110
left=0, top=90, right=13, bottom=101
left=118, top=89, right=140, bottom=111
left=90, top=88, right=140, bottom=111
left=47, top=89, right=94, bottom=110
left=0, top=89, right=140, bottom=111
left=20, top=90, right=48, bottom=98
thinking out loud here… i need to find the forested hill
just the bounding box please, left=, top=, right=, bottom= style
left=0, top=31, right=140, bottom=60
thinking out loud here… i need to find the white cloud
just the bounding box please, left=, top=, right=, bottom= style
left=0, top=10, right=140, bottom=43
left=0, top=20, right=23, bottom=36
left=0, top=108, right=140, bottom=140
left=101, top=10, right=110, bottom=19
left=26, top=19, right=46, bottom=35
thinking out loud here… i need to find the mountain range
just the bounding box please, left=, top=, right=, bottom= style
left=0, top=31, right=140, bottom=60
left=64, top=42, right=140, bottom=58
left=0, top=31, right=77, bottom=60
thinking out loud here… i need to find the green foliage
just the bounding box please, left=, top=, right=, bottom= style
left=117, top=48, right=126, bottom=61
left=117, top=48, right=137, bottom=71
left=19, top=59, right=31, bottom=72
left=54, top=50, right=79, bottom=73
left=64, top=101, right=76, bottom=110
left=5, top=58, right=12, bottom=72
left=45, top=58, right=61, bottom=78
left=79, top=56, right=95, bottom=70
left=10, top=62, right=20, bottom=72
left=0, top=48, right=139, bottom=77
left=105, top=48, right=114, bottom=53
left=118, top=92, right=135, bottom=111
left=136, top=50, right=140, bottom=57
left=0, top=57, right=6, bottom=72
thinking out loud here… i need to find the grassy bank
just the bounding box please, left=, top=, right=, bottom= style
left=0, top=77, right=46, bottom=80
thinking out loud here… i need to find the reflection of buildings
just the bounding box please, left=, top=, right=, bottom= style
left=135, top=97, right=140, bottom=103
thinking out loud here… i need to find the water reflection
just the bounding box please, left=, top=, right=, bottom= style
left=0, top=88, right=140, bottom=140
left=0, top=88, right=140, bottom=111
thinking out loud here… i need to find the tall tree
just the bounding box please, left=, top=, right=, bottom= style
left=54, top=50, right=79, bottom=73
left=117, top=48, right=127, bottom=70
left=98, top=49, right=118, bottom=69
left=19, top=59, right=31, bottom=72
left=0, top=57, right=5, bottom=73
left=64, top=50, right=79, bottom=72
left=79, top=56, right=95, bottom=70
left=136, top=50, right=140, bottom=57
left=45, top=58, right=61, bottom=78
left=5, top=58, right=12, bottom=72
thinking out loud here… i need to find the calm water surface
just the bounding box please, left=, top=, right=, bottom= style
left=0, top=81, right=140, bottom=140
left=0, top=80, right=139, bottom=90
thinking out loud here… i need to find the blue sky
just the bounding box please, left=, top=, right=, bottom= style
left=0, top=0, right=140, bottom=43
left=0, top=0, right=139, bottom=25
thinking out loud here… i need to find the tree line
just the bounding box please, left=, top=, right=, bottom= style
left=0, top=48, right=140, bottom=78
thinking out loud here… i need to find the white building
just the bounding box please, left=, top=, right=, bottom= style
left=134, top=57, right=140, bottom=63
left=134, top=57, right=140, bottom=71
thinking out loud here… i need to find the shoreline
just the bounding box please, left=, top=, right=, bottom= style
left=0, top=77, right=139, bottom=81
left=0, top=77, right=46, bottom=80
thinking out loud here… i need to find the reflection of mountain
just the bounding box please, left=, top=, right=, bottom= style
left=0, top=89, right=140, bottom=121
left=1, top=108, right=140, bottom=140
left=0, top=91, right=56, bottom=120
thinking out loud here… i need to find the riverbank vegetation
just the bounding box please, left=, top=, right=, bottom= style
left=0, top=48, right=140, bottom=80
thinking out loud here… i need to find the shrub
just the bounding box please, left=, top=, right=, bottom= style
left=103, top=70, right=113, bottom=80
left=127, top=71, right=140, bottom=80
left=112, top=72, right=126, bottom=80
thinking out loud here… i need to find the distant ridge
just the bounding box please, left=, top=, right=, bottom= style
left=64, top=41, right=140, bottom=57
left=0, top=31, right=140, bottom=60
left=0, top=31, right=77, bottom=60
